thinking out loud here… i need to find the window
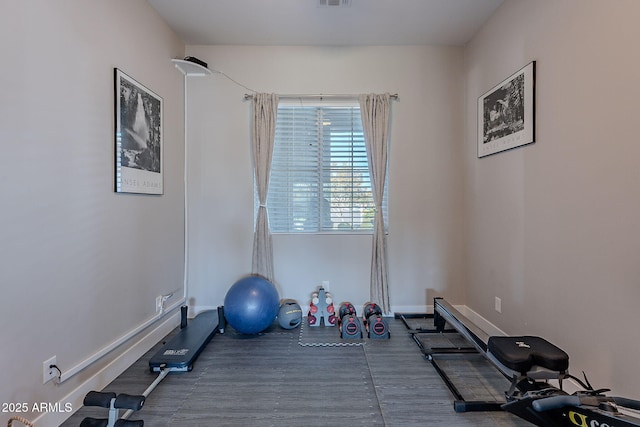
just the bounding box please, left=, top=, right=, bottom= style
left=263, top=102, right=388, bottom=233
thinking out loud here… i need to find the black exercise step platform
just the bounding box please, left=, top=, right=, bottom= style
left=149, top=307, right=222, bottom=373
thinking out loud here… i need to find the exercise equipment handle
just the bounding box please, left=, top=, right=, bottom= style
left=532, top=395, right=580, bottom=412
left=613, top=397, right=640, bottom=411
left=83, top=391, right=116, bottom=408
left=180, top=305, right=188, bottom=329
left=79, top=418, right=108, bottom=427
left=114, top=393, right=145, bottom=411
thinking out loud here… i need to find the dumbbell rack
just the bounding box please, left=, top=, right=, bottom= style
left=307, top=287, right=335, bottom=327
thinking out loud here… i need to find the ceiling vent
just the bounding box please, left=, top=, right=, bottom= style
left=317, top=0, right=351, bottom=7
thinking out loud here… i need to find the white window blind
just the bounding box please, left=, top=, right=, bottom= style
left=264, top=102, right=388, bottom=233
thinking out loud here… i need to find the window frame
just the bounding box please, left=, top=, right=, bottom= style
left=259, top=100, right=389, bottom=235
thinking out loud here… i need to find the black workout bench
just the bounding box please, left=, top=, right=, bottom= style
left=413, top=297, right=569, bottom=412
left=80, top=306, right=225, bottom=426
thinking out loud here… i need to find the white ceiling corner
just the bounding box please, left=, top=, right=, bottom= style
left=147, top=0, right=504, bottom=46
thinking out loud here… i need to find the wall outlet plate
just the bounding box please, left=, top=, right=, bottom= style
left=43, top=356, right=57, bottom=384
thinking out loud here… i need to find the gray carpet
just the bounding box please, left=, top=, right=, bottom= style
left=61, top=317, right=531, bottom=426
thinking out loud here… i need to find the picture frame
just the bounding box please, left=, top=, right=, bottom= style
left=478, top=61, right=535, bottom=158
left=114, top=69, right=163, bottom=194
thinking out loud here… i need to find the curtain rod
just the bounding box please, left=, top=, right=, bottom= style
left=243, top=93, right=398, bottom=101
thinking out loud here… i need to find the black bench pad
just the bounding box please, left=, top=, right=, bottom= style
left=487, top=336, right=569, bottom=374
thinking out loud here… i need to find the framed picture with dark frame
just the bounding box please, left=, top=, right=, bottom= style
left=478, top=61, right=535, bottom=158
left=114, top=69, right=163, bottom=194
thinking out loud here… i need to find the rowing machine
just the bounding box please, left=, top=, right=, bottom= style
left=502, top=377, right=640, bottom=426
left=420, top=298, right=640, bottom=426
left=413, top=298, right=569, bottom=412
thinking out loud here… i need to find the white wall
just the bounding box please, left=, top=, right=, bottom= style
left=184, top=45, right=467, bottom=313
left=0, top=0, right=185, bottom=423
left=9, top=0, right=637, bottom=421
left=464, top=0, right=640, bottom=397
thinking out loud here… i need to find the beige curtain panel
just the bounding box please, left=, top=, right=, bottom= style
left=359, top=93, right=392, bottom=313
left=251, top=93, right=279, bottom=282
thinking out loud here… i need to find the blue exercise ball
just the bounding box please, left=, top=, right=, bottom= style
left=224, top=275, right=280, bottom=334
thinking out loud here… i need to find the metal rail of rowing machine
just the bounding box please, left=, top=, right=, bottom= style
left=433, top=297, right=490, bottom=353
left=426, top=297, right=504, bottom=412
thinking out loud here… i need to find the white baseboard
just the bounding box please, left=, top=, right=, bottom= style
left=190, top=305, right=219, bottom=317
left=195, top=304, right=434, bottom=319
left=196, top=303, right=506, bottom=331
left=390, top=304, right=431, bottom=314
left=34, top=311, right=180, bottom=426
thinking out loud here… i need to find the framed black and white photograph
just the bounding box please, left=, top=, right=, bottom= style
left=115, top=69, right=163, bottom=194
left=478, top=61, right=535, bottom=158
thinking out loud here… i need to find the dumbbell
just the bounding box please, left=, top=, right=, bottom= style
left=339, top=302, right=357, bottom=319
left=307, top=312, right=317, bottom=326
left=362, top=302, right=390, bottom=339
left=362, top=302, right=382, bottom=319
left=327, top=314, right=337, bottom=325
left=338, top=302, right=362, bottom=339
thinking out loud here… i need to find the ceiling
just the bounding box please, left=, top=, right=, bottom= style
left=147, top=0, right=504, bottom=47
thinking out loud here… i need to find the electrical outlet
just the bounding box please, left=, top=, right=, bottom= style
left=156, top=296, right=163, bottom=313
left=495, top=297, right=502, bottom=313
left=43, top=356, right=57, bottom=384
left=322, top=280, right=330, bottom=291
